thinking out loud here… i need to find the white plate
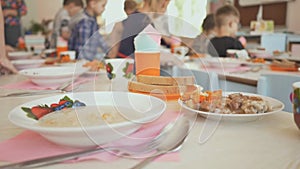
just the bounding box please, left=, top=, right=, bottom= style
left=248, top=49, right=272, bottom=58
left=178, top=92, right=284, bottom=122
left=19, top=67, right=88, bottom=87
left=203, top=58, right=245, bottom=68
left=9, top=91, right=166, bottom=148
left=12, top=59, right=45, bottom=70
left=8, top=51, right=33, bottom=60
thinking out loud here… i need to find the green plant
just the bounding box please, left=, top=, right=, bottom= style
left=28, top=20, right=45, bottom=34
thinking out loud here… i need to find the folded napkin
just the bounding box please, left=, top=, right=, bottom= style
left=202, top=66, right=251, bottom=73
left=0, top=77, right=95, bottom=91
left=0, top=111, right=181, bottom=163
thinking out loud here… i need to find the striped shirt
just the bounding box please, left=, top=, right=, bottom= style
left=68, top=10, right=109, bottom=61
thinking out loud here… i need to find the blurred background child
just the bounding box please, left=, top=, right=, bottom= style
left=108, top=0, right=171, bottom=59
left=51, top=0, right=84, bottom=48
left=124, top=0, right=137, bottom=16
left=208, top=4, right=243, bottom=57
left=68, top=0, right=109, bottom=60
left=191, top=13, right=216, bottom=54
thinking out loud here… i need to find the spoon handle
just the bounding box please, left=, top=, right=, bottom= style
left=0, top=147, right=107, bottom=169
left=129, top=152, right=164, bottom=169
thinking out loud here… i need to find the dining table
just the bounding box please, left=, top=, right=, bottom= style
left=1, top=73, right=300, bottom=169
left=176, top=57, right=300, bottom=93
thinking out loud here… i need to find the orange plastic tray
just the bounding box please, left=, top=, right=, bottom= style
left=269, top=65, right=298, bottom=72
left=128, top=89, right=180, bottom=101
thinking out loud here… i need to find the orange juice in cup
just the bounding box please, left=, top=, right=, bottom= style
left=135, top=51, right=160, bottom=76
left=56, top=37, right=68, bottom=58
left=170, top=36, right=181, bottom=53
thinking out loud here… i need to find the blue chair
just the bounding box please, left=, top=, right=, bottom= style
left=257, top=73, right=300, bottom=112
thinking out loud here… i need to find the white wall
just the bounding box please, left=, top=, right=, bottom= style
left=287, top=0, right=300, bottom=34
left=21, top=0, right=63, bottom=29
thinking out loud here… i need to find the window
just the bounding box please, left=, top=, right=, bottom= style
left=102, top=0, right=207, bottom=38
left=167, top=0, right=207, bottom=38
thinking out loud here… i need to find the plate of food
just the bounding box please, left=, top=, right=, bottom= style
left=19, top=66, right=88, bottom=87
left=178, top=90, right=284, bottom=121
left=82, top=60, right=106, bottom=75
left=8, top=91, right=166, bottom=148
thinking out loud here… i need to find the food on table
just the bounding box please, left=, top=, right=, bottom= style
left=190, top=53, right=205, bottom=59
left=273, top=50, right=282, bottom=56
left=21, top=96, right=86, bottom=120
left=136, top=75, right=195, bottom=86
left=271, top=59, right=296, bottom=68
left=249, top=58, right=265, bottom=63
left=38, top=105, right=132, bottom=127
left=183, top=91, right=271, bottom=114
left=129, top=75, right=198, bottom=100
left=56, top=54, right=76, bottom=63
left=83, top=60, right=105, bottom=72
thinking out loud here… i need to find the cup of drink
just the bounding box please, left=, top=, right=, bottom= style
left=170, top=36, right=181, bottom=53
left=135, top=51, right=160, bottom=76
left=56, top=37, right=68, bottom=57
left=292, top=82, right=300, bottom=130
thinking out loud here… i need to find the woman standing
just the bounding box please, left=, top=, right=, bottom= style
left=0, top=3, right=18, bottom=74
left=1, top=0, right=27, bottom=47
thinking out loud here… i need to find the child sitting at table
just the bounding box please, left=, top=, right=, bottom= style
left=51, top=0, right=84, bottom=48
left=207, top=4, right=244, bottom=57
left=192, top=13, right=216, bottom=54
left=68, top=0, right=109, bottom=60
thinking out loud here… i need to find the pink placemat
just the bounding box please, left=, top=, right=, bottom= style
left=202, top=66, right=251, bottom=73
left=0, top=77, right=96, bottom=90
left=0, top=111, right=182, bottom=163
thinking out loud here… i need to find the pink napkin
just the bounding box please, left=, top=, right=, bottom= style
left=0, top=111, right=182, bottom=163
left=0, top=77, right=95, bottom=90
left=202, top=66, right=251, bottom=73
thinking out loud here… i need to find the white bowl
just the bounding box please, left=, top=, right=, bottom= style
left=8, top=51, right=33, bottom=60
left=19, top=67, right=88, bottom=87
left=12, top=59, right=45, bottom=70
left=9, top=91, right=166, bottom=148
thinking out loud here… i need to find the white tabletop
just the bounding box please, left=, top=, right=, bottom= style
left=0, top=74, right=300, bottom=169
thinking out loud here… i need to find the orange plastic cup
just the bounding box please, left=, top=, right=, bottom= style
left=56, top=46, right=68, bottom=58
left=135, top=51, right=160, bottom=76
left=170, top=43, right=180, bottom=53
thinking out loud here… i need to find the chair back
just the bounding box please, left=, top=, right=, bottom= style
left=257, top=73, right=300, bottom=112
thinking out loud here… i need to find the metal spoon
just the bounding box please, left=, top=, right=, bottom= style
left=129, top=117, right=191, bottom=169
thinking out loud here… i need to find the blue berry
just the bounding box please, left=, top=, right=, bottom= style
left=72, top=100, right=86, bottom=108
left=107, top=73, right=113, bottom=80
left=64, top=101, right=72, bottom=107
